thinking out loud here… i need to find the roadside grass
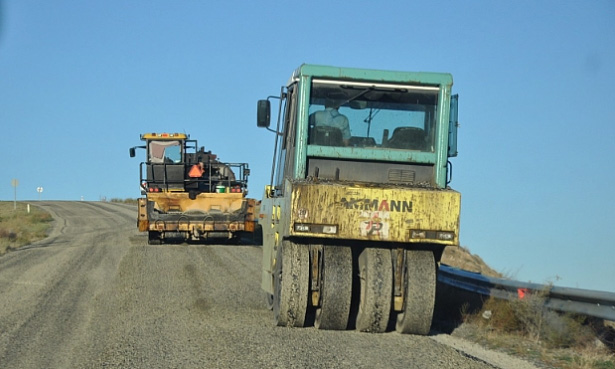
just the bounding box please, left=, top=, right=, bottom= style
left=0, top=202, right=53, bottom=256
left=458, top=292, right=615, bottom=369
left=109, top=198, right=139, bottom=205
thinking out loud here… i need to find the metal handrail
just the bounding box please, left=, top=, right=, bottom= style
left=139, top=161, right=249, bottom=193
left=438, top=264, right=615, bottom=321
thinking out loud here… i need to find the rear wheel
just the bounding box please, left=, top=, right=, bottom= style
left=265, top=293, right=274, bottom=310
left=274, top=241, right=309, bottom=327
left=356, top=248, right=392, bottom=333
left=395, top=250, right=436, bottom=335
left=148, top=231, right=161, bottom=245
left=314, top=245, right=352, bottom=330
left=272, top=245, right=282, bottom=320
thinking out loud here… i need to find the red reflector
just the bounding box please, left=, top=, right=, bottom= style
left=149, top=188, right=154, bottom=192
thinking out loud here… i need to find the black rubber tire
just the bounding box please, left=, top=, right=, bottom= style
left=356, top=248, right=392, bottom=333
left=148, top=231, right=161, bottom=245
left=395, top=250, right=436, bottom=335
left=315, top=245, right=353, bottom=330
left=275, top=240, right=309, bottom=327
left=273, top=244, right=282, bottom=322
left=265, top=293, right=274, bottom=311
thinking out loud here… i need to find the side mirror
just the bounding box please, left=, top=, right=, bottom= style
left=129, top=147, right=136, bottom=157
left=257, top=100, right=271, bottom=128
left=448, top=94, right=459, bottom=157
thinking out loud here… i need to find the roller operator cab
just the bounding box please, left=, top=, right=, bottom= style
left=129, top=133, right=256, bottom=244
left=256, top=65, right=460, bottom=334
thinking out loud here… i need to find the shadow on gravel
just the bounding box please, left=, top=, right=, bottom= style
left=238, top=225, right=263, bottom=246
left=432, top=280, right=486, bottom=334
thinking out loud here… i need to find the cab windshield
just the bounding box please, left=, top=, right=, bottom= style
left=148, top=140, right=182, bottom=163
left=308, top=80, right=439, bottom=152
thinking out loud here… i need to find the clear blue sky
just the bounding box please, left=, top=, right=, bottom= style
left=1, top=1, right=614, bottom=293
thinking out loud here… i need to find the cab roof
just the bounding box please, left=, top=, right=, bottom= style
left=288, top=64, right=453, bottom=88
left=140, top=132, right=188, bottom=140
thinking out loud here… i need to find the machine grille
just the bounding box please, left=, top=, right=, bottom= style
left=388, top=169, right=416, bottom=183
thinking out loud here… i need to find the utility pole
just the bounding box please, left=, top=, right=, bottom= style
left=11, top=179, right=19, bottom=210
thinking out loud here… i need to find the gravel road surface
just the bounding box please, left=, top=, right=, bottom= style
left=0, top=201, right=533, bottom=368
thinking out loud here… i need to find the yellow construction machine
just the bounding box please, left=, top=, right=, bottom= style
left=130, top=133, right=255, bottom=244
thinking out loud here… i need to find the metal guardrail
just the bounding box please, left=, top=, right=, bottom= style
left=438, top=264, right=615, bottom=321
